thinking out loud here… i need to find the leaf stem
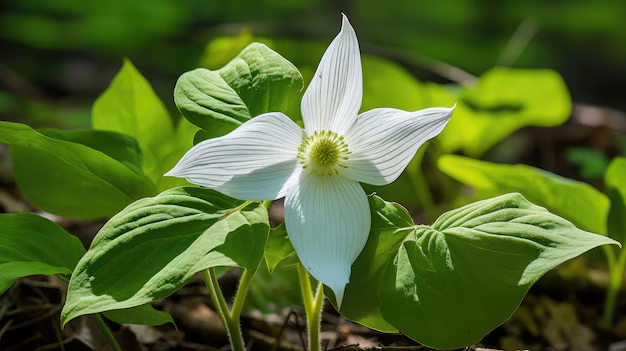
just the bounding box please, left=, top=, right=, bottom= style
left=220, top=201, right=254, bottom=220
left=202, top=268, right=250, bottom=351
left=262, top=200, right=273, bottom=210
left=297, top=264, right=324, bottom=351
left=92, top=314, right=122, bottom=351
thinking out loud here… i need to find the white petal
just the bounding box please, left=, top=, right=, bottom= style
left=284, top=173, right=371, bottom=307
left=343, top=106, right=454, bottom=185
left=166, top=112, right=304, bottom=200
left=301, top=14, right=362, bottom=135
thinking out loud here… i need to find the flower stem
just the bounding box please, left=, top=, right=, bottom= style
left=202, top=268, right=252, bottom=351
left=92, top=314, right=122, bottom=351
left=297, top=264, right=324, bottom=351
left=602, top=246, right=626, bottom=327
left=231, top=269, right=254, bottom=322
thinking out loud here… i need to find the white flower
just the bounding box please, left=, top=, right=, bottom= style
left=166, top=14, right=454, bottom=307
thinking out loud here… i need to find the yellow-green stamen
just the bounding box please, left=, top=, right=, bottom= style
left=298, top=130, right=350, bottom=176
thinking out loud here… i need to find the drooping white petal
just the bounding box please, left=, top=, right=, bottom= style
left=301, top=14, right=362, bottom=135
left=284, top=173, right=371, bottom=307
left=342, top=106, right=455, bottom=186
left=165, top=112, right=304, bottom=200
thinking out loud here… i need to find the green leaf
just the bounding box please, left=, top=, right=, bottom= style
left=175, top=43, right=304, bottom=141
left=606, top=157, right=626, bottom=243
left=92, top=59, right=174, bottom=183
left=103, top=304, right=175, bottom=327
left=39, top=129, right=143, bottom=175
left=331, top=195, right=413, bottom=333
left=437, top=68, right=571, bottom=156
left=264, top=223, right=298, bottom=273
left=379, top=193, right=618, bottom=349
left=438, top=154, right=609, bottom=235
left=61, top=187, right=269, bottom=326
left=0, top=122, right=156, bottom=219
left=0, top=213, right=85, bottom=294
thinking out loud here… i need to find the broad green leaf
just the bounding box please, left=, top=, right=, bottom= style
left=437, top=68, right=571, bottom=156
left=103, top=304, right=175, bottom=327
left=0, top=213, right=85, bottom=294
left=61, top=187, right=269, bottom=326
left=438, top=154, right=609, bottom=235
left=0, top=122, right=155, bottom=219
left=264, top=223, right=298, bottom=273
left=380, top=193, right=618, bottom=349
left=606, top=157, right=626, bottom=243
left=92, top=59, right=174, bottom=183
left=330, top=195, right=413, bottom=333
left=0, top=212, right=173, bottom=326
left=175, top=43, right=304, bottom=142
left=39, top=129, right=143, bottom=175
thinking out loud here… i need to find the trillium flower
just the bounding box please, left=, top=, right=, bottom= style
left=166, top=14, right=454, bottom=306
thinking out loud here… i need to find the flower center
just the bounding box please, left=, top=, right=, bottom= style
left=298, top=130, right=350, bottom=176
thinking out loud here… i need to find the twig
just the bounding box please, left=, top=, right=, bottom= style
left=364, top=44, right=478, bottom=86
left=293, top=309, right=307, bottom=351
left=8, top=304, right=62, bottom=330
left=272, top=309, right=298, bottom=351
left=51, top=316, right=66, bottom=351
left=327, top=345, right=426, bottom=351
left=33, top=336, right=75, bottom=351
left=3, top=331, right=41, bottom=350
left=0, top=297, right=11, bottom=321
left=0, top=64, right=48, bottom=101
left=178, top=341, right=222, bottom=351
left=572, top=103, right=626, bottom=133
left=248, top=330, right=302, bottom=351
left=6, top=304, right=57, bottom=316
left=0, top=319, right=14, bottom=340
left=497, top=19, right=538, bottom=66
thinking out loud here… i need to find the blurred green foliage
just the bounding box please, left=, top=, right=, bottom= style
left=567, top=147, right=610, bottom=180
left=438, top=155, right=610, bottom=235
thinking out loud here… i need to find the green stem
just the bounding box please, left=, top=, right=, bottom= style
left=603, top=245, right=617, bottom=271
left=602, top=247, right=626, bottom=327
left=262, top=200, right=272, bottom=210
left=297, top=264, right=314, bottom=316
left=230, top=269, right=254, bottom=322
left=297, top=264, right=324, bottom=351
left=92, top=314, right=122, bottom=351
left=202, top=269, right=230, bottom=327
left=202, top=268, right=249, bottom=351
left=309, top=281, right=324, bottom=351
